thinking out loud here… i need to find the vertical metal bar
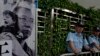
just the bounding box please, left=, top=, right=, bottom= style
left=26, top=1, right=38, bottom=56
left=85, top=53, right=87, bottom=56
left=81, top=54, right=82, bottom=56
left=90, top=53, right=92, bottom=56
left=97, top=52, right=99, bottom=56
left=94, top=53, right=95, bottom=56
left=50, top=8, right=54, bottom=56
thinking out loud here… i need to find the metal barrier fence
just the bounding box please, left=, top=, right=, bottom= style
left=60, top=51, right=100, bottom=56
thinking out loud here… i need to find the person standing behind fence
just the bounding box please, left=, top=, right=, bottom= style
left=66, top=22, right=90, bottom=55
left=88, top=26, right=100, bottom=52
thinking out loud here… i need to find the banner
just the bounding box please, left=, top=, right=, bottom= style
left=0, top=0, right=37, bottom=56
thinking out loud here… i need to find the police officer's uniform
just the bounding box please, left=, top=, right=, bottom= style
left=88, top=35, right=99, bottom=47
left=66, top=22, right=88, bottom=53
left=88, top=27, right=100, bottom=50
left=66, top=32, right=88, bottom=53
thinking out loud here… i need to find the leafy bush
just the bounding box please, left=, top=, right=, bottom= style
left=38, top=0, right=100, bottom=56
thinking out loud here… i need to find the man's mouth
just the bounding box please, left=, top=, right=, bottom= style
left=21, top=30, right=31, bottom=38
left=22, top=30, right=31, bottom=35
left=23, top=26, right=31, bottom=31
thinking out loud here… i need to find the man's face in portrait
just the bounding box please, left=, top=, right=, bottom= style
left=17, top=7, right=33, bottom=38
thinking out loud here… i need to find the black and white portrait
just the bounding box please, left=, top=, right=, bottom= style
left=0, top=0, right=36, bottom=56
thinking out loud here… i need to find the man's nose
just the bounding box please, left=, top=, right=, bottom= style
left=24, top=22, right=31, bottom=27
left=4, top=18, right=6, bottom=20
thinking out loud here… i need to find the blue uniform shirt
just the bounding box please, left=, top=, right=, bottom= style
left=88, top=35, right=99, bottom=48
left=66, top=32, right=88, bottom=52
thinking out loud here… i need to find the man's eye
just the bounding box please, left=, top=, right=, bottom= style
left=30, top=18, right=33, bottom=22
left=20, top=18, right=26, bottom=20
left=30, top=20, right=33, bottom=22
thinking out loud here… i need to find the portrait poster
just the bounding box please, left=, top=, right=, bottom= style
left=0, top=0, right=37, bottom=56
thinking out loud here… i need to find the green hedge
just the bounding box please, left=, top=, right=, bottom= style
left=38, top=0, right=100, bottom=56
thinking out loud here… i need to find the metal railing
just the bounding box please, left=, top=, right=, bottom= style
left=60, top=51, right=100, bottom=56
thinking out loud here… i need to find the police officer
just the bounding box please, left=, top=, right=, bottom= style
left=66, top=22, right=90, bottom=54
left=88, top=26, right=100, bottom=51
